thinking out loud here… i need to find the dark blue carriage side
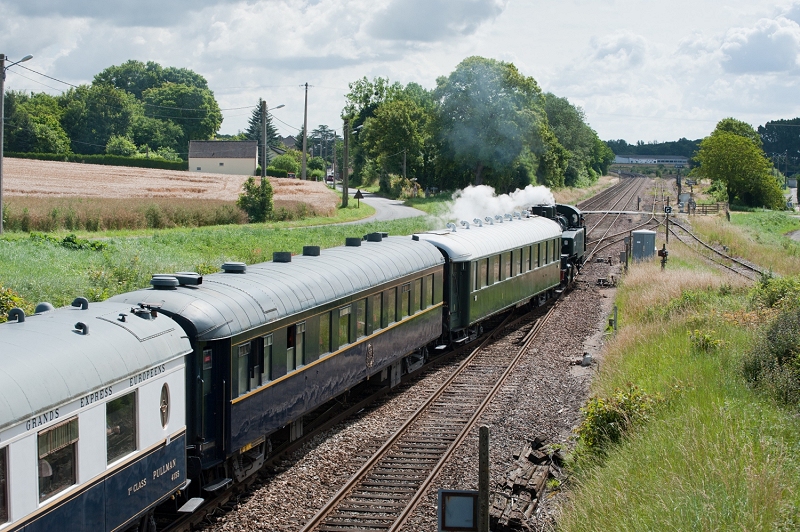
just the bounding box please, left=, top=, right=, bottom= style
left=109, top=235, right=445, bottom=491
left=16, top=434, right=185, bottom=532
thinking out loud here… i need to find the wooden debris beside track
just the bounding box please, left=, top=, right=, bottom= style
left=490, top=436, right=563, bottom=531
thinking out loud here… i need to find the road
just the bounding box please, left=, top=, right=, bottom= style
left=334, top=185, right=427, bottom=223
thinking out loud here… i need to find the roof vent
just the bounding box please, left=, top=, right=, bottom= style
left=151, top=275, right=179, bottom=289
left=513, top=211, right=521, bottom=219
left=381, top=232, right=389, bottom=238
left=302, top=246, right=320, bottom=256
left=522, top=211, right=530, bottom=218
left=446, top=222, right=457, bottom=232
left=273, top=252, right=292, bottom=263
left=8, top=308, right=25, bottom=323
left=484, top=216, right=494, bottom=225
left=174, top=272, right=202, bottom=285
left=35, top=302, right=55, bottom=314
left=365, top=232, right=382, bottom=242
left=222, top=262, right=247, bottom=273
left=460, top=220, right=470, bottom=229
left=72, top=297, right=89, bottom=310
left=504, top=213, right=513, bottom=222
left=472, top=218, right=483, bottom=227
left=495, top=214, right=504, bottom=223
left=74, top=322, right=89, bottom=335
left=412, top=235, right=420, bottom=241
left=345, top=237, right=362, bottom=247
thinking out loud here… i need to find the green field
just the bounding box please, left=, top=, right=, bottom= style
left=559, top=212, right=800, bottom=531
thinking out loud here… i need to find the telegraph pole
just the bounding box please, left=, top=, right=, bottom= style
left=0, top=54, right=6, bottom=234
left=342, top=119, right=349, bottom=208
left=301, top=82, right=308, bottom=180
left=260, top=100, right=267, bottom=181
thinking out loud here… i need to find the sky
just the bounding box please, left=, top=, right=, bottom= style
left=2, top=0, right=800, bottom=144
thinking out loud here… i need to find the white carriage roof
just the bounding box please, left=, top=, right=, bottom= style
left=108, top=236, right=445, bottom=342
left=412, top=215, right=563, bottom=261
left=0, top=301, right=192, bottom=431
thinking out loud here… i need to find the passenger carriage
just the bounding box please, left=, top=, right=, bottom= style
left=413, top=213, right=564, bottom=342
left=0, top=300, right=191, bottom=532
left=109, top=234, right=445, bottom=493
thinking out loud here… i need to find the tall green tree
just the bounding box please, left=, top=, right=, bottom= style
left=94, top=60, right=208, bottom=99
left=433, top=56, right=548, bottom=187
left=544, top=94, right=600, bottom=186
left=60, top=84, right=138, bottom=154
left=244, top=99, right=280, bottom=151
left=693, top=119, right=784, bottom=208
left=361, top=98, right=428, bottom=178
left=142, top=83, right=222, bottom=149
left=4, top=91, right=71, bottom=154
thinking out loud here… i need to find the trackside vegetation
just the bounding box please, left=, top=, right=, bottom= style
left=559, top=219, right=800, bottom=531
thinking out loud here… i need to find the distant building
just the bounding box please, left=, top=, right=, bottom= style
left=614, top=155, right=689, bottom=167
left=280, top=136, right=296, bottom=150
left=189, top=140, right=257, bottom=175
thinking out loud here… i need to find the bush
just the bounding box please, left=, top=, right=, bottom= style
left=106, top=135, right=138, bottom=156
left=309, top=169, right=325, bottom=180
left=237, top=176, right=274, bottom=223
left=741, top=306, right=800, bottom=405
left=750, top=273, right=800, bottom=310
left=6, top=152, right=187, bottom=170
left=266, top=167, right=288, bottom=178
left=575, top=385, right=663, bottom=455
left=0, top=284, right=33, bottom=323
left=379, top=173, right=421, bottom=199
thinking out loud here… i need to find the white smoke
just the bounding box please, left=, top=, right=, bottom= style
left=445, top=184, right=555, bottom=223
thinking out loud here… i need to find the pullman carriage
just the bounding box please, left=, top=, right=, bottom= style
left=109, top=234, right=445, bottom=492
left=413, top=214, right=563, bottom=342
left=0, top=300, right=191, bottom=532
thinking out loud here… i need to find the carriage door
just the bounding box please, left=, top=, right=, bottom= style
left=199, top=345, right=224, bottom=463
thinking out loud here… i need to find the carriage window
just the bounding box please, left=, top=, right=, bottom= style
left=369, top=293, right=382, bottom=333
left=554, top=238, right=560, bottom=262
left=234, top=343, right=251, bottom=396
left=356, top=300, right=366, bottom=338
left=107, top=392, right=136, bottom=464
left=287, top=323, right=305, bottom=371
left=263, top=334, right=273, bottom=381
left=413, top=279, right=422, bottom=312
left=384, top=288, right=396, bottom=327
left=400, top=283, right=411, bottom=317
left=503, top=252, right=512, bottom=279
left=425, top=274, right=434, bottom=306
left=492, top=256, right=500, bottom=284
left=319, top=313, right=331, bottom=356
left=0, top=447, right=7, bottom=524
left=339, top=306, right=351, bottom=348
left=38, top=418, right=78, bottom=502
left=472, top=261, right=478, bottom=291
left=295, top=322, right=305, bottom=368
left=523, top=247, right=530, bottom=272
left=479, top=259, right=488, bottom=288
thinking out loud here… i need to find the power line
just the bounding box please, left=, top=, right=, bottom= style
left=16, top=64, right=79, bottom=88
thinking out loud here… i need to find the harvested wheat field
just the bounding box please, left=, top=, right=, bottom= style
left=4, top=157, right=336, bottom=207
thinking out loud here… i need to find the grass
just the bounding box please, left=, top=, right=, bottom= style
left=553, top=174, right=618, bottom=205
left=558, top=245, right=800, bottom=531
left=0, top=215, right=434, bottom=308
left=688, top=210, right=800, bottom=276
left=404, top=194, right=454, bottom=217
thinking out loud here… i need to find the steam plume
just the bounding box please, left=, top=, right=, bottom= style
left=445, top=184, right=555, bottom=222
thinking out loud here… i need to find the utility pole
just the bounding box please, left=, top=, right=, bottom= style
left=260, top=100, right=267, bottom=181
left=301, top=82, right=308, bottom=180
left=342, top=120, right=349, bottom=208
left=1, top=54, right=6, bottom=235
left=403, top=148, right=406, bottom=181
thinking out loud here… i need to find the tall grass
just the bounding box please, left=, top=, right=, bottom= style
left=558, top=248, right=800, bottom=531
left=1, top=196, right=342, bottom=232
left=690, top=211, right=800, bottom=276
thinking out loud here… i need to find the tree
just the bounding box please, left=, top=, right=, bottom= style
left=244, top=99, right=280, bottom=151
left=433, top=56, right=547, bottom=187
left=361, top=98, right=428, bottom=178
left=693, top=123, right=784, bottom=208
left=4, top=91, right=71, bottom=154
left=94, top=60, right=208, bottom=99
left=758, top=118, right=800, bottom=176
left=105, top=135, right=137, bottom=156
left=307, top=156, right=326, bottom=172
left=269, top=153, right=299, bottom=174
left=129, top=114, right=184, bottom=153
left=543, top=94, right=599, bottom=186
left=142, top=83, right=222, bottom=149
left=237, top=176, right=274, bottom=222
left=715, top=117, right=762, bottom=148
left=60, top=84, right=138, bottom=154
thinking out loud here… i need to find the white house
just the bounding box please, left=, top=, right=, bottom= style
left=189, top=140, right=258, bottom=175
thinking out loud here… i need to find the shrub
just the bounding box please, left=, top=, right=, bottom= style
left=237, top=176, right=274, bottom=223
left=575, top=385, right=663, bottom=454
left=6, top=152, right=187, bottom=170
left=0, top=284, right=33, bottom=323
left=688, top=329, right=724, bottom=353
left=750, top=273, right=800, bottom=310
left=741, top=306, right=800, bottom=405
left=106, top=135, right=138, bottom=156
left=266, top=167, right=288, bottom=178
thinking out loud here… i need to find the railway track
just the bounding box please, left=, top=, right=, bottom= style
left=666, top=218, right=765, bottom=281
left=299, top=301, right=561, bottom=532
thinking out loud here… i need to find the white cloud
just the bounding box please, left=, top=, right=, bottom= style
left=721, top=17, right=800, bottom=73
